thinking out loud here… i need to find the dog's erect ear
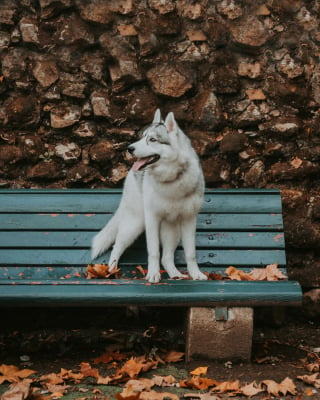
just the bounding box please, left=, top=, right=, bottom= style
left=153, top=108, right=162, bottom=124
left=164, top=112, right=177, bottom=133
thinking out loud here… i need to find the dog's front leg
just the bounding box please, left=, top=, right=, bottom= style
left=145, top=211, right=161, bottom=283
left=181, top=217, right=208, bottom=280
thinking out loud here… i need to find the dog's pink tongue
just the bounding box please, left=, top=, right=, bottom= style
left=132, top=159, right=146, bottom=172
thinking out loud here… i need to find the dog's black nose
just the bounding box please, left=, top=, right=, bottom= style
left=127, top=145, right=135, bottom=154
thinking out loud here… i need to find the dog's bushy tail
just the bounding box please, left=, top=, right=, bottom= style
left=91, top=213, right=119, bottom=260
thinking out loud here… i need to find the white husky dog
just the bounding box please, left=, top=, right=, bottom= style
left=91, top=109, right=207, bottom=283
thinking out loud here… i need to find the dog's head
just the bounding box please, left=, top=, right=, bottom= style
left=128, top=109, right=181, bottom=172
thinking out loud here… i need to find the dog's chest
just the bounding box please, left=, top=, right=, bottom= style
left=144, top=185, right=202, bottom=221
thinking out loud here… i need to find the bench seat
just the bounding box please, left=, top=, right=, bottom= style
left=0, top=188, right=302, bottom=360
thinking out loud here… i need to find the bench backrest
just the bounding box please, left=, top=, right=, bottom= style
left=0, top=189, right=285, bottom=280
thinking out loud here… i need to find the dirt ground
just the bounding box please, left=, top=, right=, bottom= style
left=0, top=307, right=319, bottom=399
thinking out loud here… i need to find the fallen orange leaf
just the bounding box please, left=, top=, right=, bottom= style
left=0, top=364, right=36, bottom=384
left=180, top=376, right=218, bottom=390
left=297, top=373, right=320, bottom=388
left=93, top=351, right=126, bottom=365
left=226, top=263, right=286, bottom=281
left=212, top=379, right=240, bottom=393
left=115, top=385, right=141, bottom=400
left=0, top=379, right=32, bottom=400
left=240, top=381, right=264, bottom=397
left=163, top=351, right=184, bottom=363
left=263, top=377, right=296, bottom=396
left=225, top=266, right=252, bottom=281
left=59, top=368, right=84, bottom=383
left=86, top=264, right=121, bottom=279
left=125, top=378, right=155, bottom=392
left=190, top=366, right=208, bottom=376
left=79, top=362, right=99, bottom=379
left=184, top=393, right=220, bottom=400
left=118, top=357, right=145, bottom=379
left=140, top=390, right=179, bottom=400
left=39, top=372, right=64, bottom=385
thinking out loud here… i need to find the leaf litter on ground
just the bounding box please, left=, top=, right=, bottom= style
left=2, top=354, right=317, bottom=400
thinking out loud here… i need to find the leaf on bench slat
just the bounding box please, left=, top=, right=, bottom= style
left=225, top=263, right=287, bottom=281
left=86, top=264, right=121, bottom=279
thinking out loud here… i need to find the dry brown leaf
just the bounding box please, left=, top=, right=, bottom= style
left=125, top=378, right=155, bottom=392
left=225, top=266, right=252, bottom=281
left=212, top=380, right=240, bottom=393
left=297, top=373, right=320, bottom=388
left=239, top=381, right=264, bottom=397
left=190, top=366, right=208, bottom=376
left=263, top=263, right=287, bottom=280
left=93, top=351, right=126, bottom=365
left=152, top=375, right=177, bottom=387
left=0, top=364, right=36, bottom=384
left=140, top=390, right=179, bottom=400
left=263, top=377, right=296, bottom=396
left=226, top=263, right=286, bottom=281
left=0, top=379, right=32, bottom=400
left=39, top=372, right=64, bottom=385
left=115, top=385, right=141, bottom=400
left=163, top=351, right=184, bottom=363
left=86, top=264, right=121, bottom=279
left=118, top=357, right=146, bottom=379
left=306, top=362, right=320, bottom=373
left=207, top=272, right=224, bottom=280
left=59, top=368, right=84, bottom=383
left=97, top=374, right=116, bottom=385
left=184, top=394, right=220, bottom=400
left=45, top=383, right=70, bottom=396
left=79, top=362, right=99, bottom=379
left=136, top=265, right=146, bottom=277
left=247, top=268, right=268, bottom=281
left=180, top=376, right=218, bottom=390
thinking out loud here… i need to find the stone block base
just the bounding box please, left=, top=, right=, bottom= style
left=185, top=307, right=253, bottom=361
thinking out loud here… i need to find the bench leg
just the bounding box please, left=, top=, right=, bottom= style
left=185, top=307, right=253, bottom=361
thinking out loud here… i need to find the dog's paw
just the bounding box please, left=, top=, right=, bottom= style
left=146, top=271, right=161, bottom=283
left=165, top=266, right=187, bottom=280
left=168, top=271, right=188, bottom=280
left=189, top=270, right=208, bottom=281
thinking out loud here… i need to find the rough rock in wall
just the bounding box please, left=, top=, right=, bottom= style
left=0, top=0, right=320, bottom=312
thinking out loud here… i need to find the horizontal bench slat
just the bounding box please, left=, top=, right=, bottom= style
left=0, top=231, right=284, bottom=249
left=0, top=189, right=281, bottom=194
left=0, top=249, right=286, bottom=266
left=0, top=191, right=282, bottom=213
left=0, top=213, right=283, bottom=231
left=0, top=266, right=288, bottom=280
left=0, top=280, right=302, bottom=307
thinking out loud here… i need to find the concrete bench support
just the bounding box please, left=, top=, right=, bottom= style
left=186, top=307, right=254, bottom=361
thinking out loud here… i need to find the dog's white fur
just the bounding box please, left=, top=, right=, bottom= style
left=91, top=109, right=207, bottom=283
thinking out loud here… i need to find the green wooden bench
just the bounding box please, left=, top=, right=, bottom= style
left=0, top=188, right=302, bottom=360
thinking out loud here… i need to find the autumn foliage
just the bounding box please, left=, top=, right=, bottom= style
left=86, top=263, right=287, bottom=281
left=1, top=351, right=320, bottom=399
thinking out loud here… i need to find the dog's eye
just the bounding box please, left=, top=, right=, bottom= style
left=150, top=138, right=157, bottom=143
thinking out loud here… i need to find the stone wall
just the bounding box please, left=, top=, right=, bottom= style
left=0, top=0, right=320, bottom=314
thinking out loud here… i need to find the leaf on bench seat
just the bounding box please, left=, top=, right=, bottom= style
left=86, top=264, right=121, bottom=279
left=225, top=263, right=287, bottom=281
